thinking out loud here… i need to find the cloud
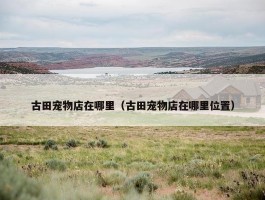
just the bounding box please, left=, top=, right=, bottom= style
left=0, top=0, right=264, bottom=47
left=0, top=32, right=23, bottom=40
left=79, top=2, right=97, bottom=7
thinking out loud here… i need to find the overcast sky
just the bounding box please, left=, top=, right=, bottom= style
left=0, top=0, right=265, bottom=47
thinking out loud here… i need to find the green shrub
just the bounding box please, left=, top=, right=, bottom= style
left=0, top=160, right=42, bottom=200
left=66, top=139, right=78, bottom=148
left=87, top=141, right=96, bottom=148
left=96, top=139, right=108, bottom=148
left=87, top=139, right=109, bottom=148
left=123, top=172, right=158, bottom=194
left=44, top=140, right=58, bottom=150
left=46, top=159, right=66, bottom=171
left=45, top=140, right=56, bottom=147
left=0, top=159, right=108, bottom=200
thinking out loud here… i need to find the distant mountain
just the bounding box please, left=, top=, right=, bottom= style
left=0, top=47, right=265, bottom=70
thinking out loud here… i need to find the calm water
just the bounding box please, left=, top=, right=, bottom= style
left=51, top=67, right=197, bottom=78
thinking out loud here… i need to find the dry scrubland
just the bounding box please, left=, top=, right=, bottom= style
left=0, top=126, right=265, bottom=200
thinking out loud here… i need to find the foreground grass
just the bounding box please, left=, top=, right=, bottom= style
left=0, top=126, right=265, bottom=200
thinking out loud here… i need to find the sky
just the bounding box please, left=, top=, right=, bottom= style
left=0, top=0, right=265, bottom=47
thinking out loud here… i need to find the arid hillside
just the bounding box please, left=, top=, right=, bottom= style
left=0, top=62, right=51, bottom=74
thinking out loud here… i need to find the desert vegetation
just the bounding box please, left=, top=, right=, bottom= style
left=0, top=126, right=265, bottom=200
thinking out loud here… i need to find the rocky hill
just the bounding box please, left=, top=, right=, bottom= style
left=0, top=62, right=51, bottom=74
left=222, top=64, right=265, bottom=74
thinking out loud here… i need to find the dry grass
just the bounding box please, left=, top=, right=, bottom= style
left=0, top=126, right=265, bottom=200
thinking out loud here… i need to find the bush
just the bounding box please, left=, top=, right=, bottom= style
left=46, top=159, right=66, bottom=171
left=45, top=140, right=56, bottom=147
left=123, top=172, right=158, bottom=194
left=44, top=140, right=58, bottom=150
left=96, top=139, right=108, bottom=148
left=87, top=139, right=109, bottom=148
left=87, top=141, right=96, bottom=148
left=66, top=139, right=78, bottom=148
left=0, top=160, right=108, bottom=200
left=0, top=160, right=42, bottom=200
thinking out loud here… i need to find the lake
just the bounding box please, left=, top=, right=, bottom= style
left=51, top=67, right=198, bottom=78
